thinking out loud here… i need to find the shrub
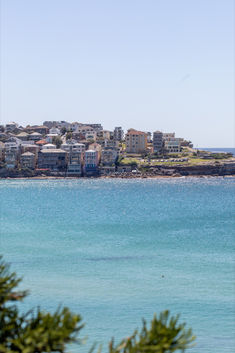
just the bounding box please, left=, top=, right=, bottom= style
left=0, top=257, right=196, bottom=353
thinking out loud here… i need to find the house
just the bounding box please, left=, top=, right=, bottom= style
left=125, top=129, right=147, bottom=153
left=49, top=127, right=61, bottom=135
left=70, top=122, right=83, bottom=131
left=84, top=150, right=99, bottom=175
left=76, top=125, right=94, bottom=135
left=32, top=125, right=49, bottom=135
left=43, top=121, right=70, bottom=130
left=28, top=132, right=42, bottom=141
left=16, top=132, right=29, bottom=141
left=43, top=121, right=60, bottom=129
left=21, top=144, right=39, bottom=159
left=20, top=152, right=36, bottom=169
left=36, top=139, right=47, bottom=147
left=42, top=143, right=56, bottom=150
left=25, top=125, right=49, bottom=135
left=38, top=149, right=68, bottom=171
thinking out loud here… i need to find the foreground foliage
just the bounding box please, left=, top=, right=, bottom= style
left=109, top=312, right=195, bottom=353
left=0, top=256, right=195, bottom=352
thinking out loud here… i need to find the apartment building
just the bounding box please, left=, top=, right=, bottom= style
left=164, top=139, right=182, bottom=153
left=20, top=152, right=36, bottom=169
left=101, top=148, right=118, bottom=165
left=163, top=133, right=175, bottom=141
left=5, top=138, right=21, bottom=169
left=153, top=131, right=163, bottom=153
left=113, top=127, right=124, bottom=141
left=84, top=150, right=99, bottom=175
left=38, top=149, right=67, bottom=171
left=61, top=142, right=85, bottom=175
left=125, top=129, right=147, bottom=153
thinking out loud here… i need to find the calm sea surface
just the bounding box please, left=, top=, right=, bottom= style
left=0, top=178, right=235, bottom=352
left=198, top=147, right=235, bottom=156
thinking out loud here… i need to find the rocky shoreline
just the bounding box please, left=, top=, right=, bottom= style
left=1, top=161, right=235, bottom=179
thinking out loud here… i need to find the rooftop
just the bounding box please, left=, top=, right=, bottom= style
left=40, top=149, right=67, bottom=153
left=36, top=139, right=47, bottom=145
left=127, top=129, right=146, bottom=135
left=21, top=152, right=35, bottom=156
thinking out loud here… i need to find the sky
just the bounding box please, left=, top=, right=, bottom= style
left=0, top=0, right=234, bottom=147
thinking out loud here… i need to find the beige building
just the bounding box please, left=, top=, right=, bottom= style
left=20, top=152, right=36, bottom=169
left=125, top=129, right=147, bottom=153
left=89, top=143, right=102, bottom=162
left=164, top=139, right=182, bottom=153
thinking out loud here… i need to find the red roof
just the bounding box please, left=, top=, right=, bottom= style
left=36, top=139, right=47, bottom=145
left=127, top=129, right=146, bottom=135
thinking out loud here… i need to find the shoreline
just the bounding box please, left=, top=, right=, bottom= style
left=1, top=160, right=235, bottom=181
left=1, top=174, right=235, bottom=181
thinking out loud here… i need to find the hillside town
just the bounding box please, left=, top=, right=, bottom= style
left=0, top=121, right=234, bottom=178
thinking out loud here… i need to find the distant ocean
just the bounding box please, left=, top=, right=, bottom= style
left=0, top=178, right=234, bottom=353
left=198, top=147, right=235, bottom=156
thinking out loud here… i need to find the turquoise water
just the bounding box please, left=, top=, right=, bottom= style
left=0, top=178, right=235, bottom=352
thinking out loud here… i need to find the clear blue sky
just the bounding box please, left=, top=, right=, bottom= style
left=0, top=0, right=234, bottom=147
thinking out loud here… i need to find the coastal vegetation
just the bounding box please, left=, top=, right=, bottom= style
left=0, top=256, right=195, bottom=352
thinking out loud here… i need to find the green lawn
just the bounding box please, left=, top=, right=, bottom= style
left=120, top=156, right=234, bottom=168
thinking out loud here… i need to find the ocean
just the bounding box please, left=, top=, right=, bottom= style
left=198, top=147, right=235, bottom=156
left=0, top=177, right=234, bottom=352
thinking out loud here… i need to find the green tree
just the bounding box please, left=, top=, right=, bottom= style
left=109, top=312, right=195, bottom=353
left=0, top=256, right=83, bottom=353
left=65, top=132, right=73, bottom=141
left=0, top=257, right=196, bottom=352
left=61, top=127, right=67, bottom=135
left=52, top=136, right=62, bottom=149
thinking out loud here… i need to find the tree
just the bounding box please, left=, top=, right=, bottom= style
left=65, top=132, right=73, bottom=141
left=52, top=136, right=62, bottom=149
left=109, top=312, right=195, bottom=353
left=61, top=127, right=67, bottom=135
left=0, top=257, right=196, bottom=352
left=0, top=256, right=83, bottom=352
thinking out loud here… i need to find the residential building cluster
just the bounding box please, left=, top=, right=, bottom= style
left=0, top=121, right=193, bottom=176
